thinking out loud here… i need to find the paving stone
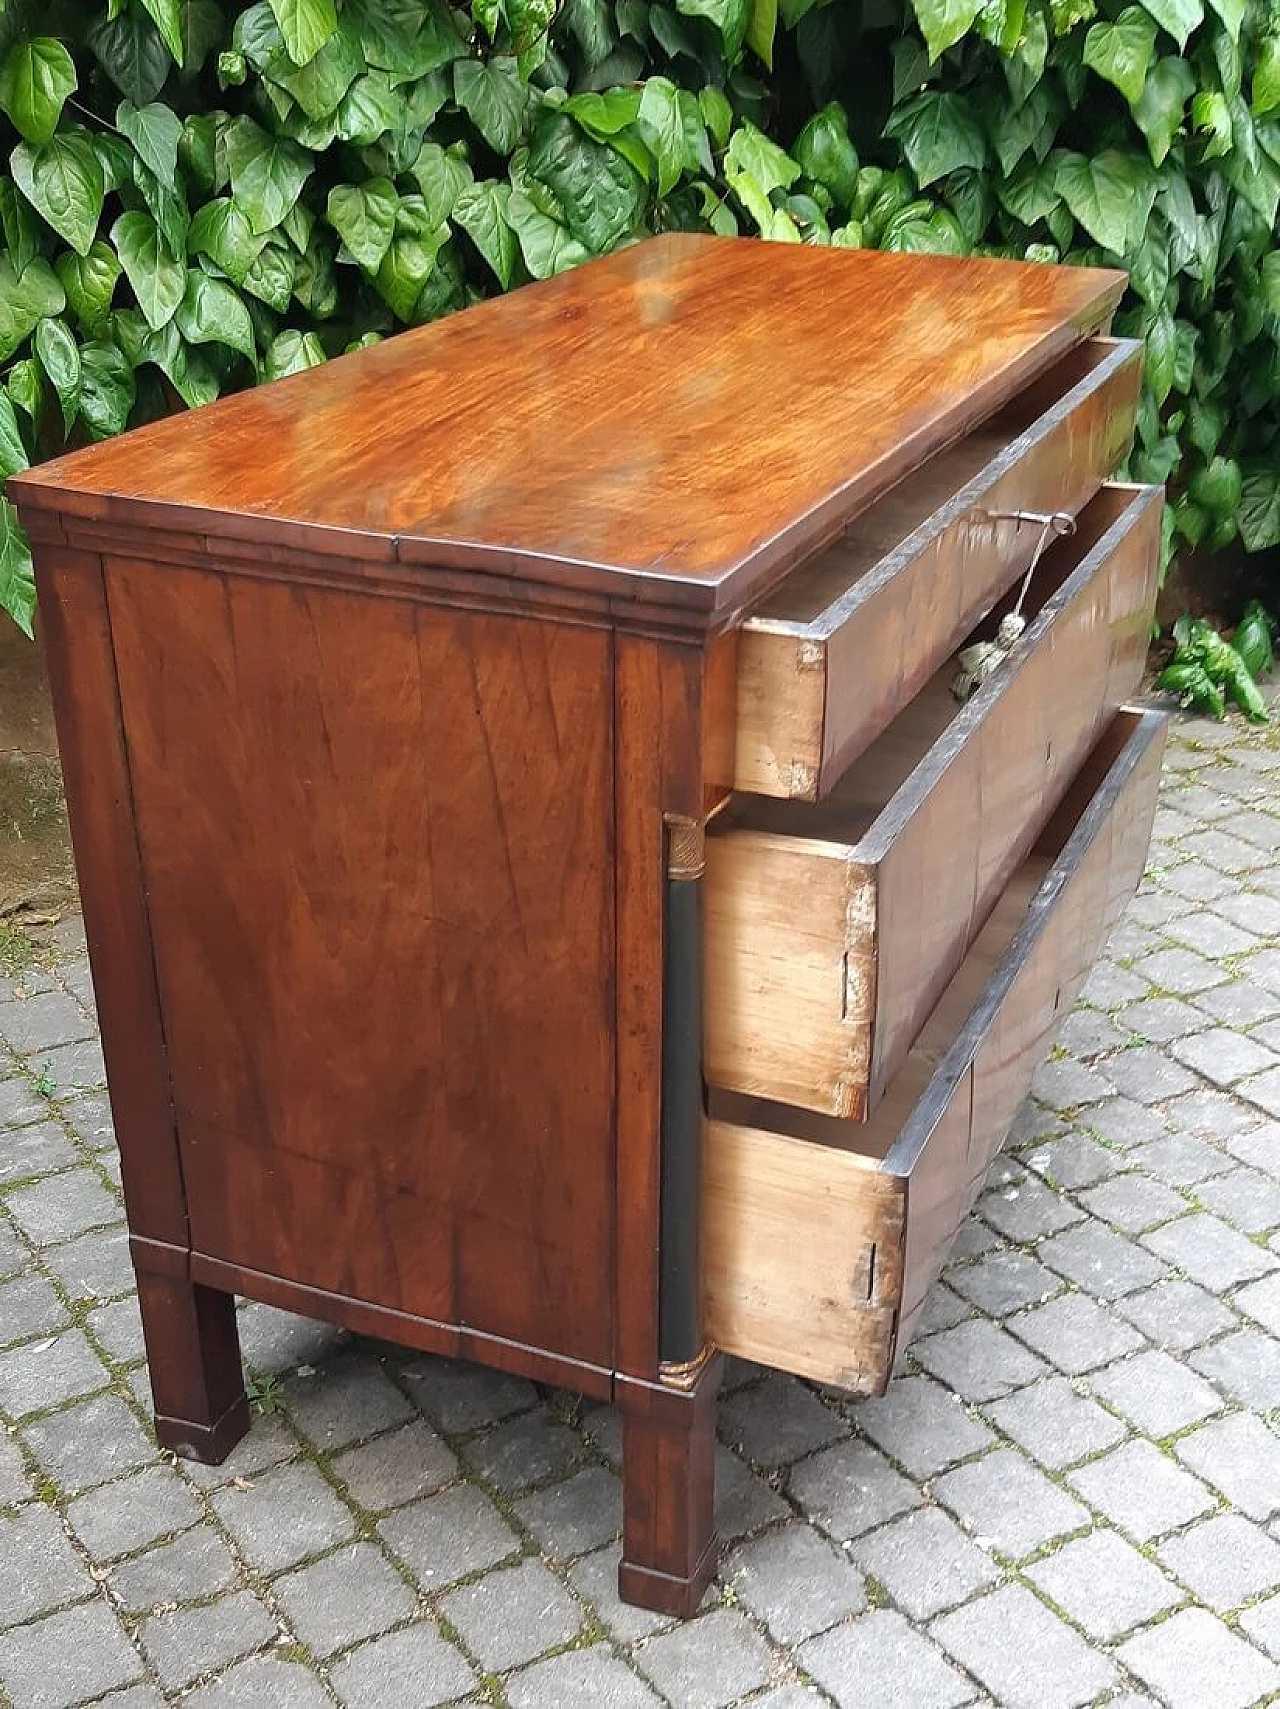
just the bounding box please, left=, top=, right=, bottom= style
left=1079, top=1095, right=1171, bottom=1149
left=0, top=1120, right=78, bottom=1185
left=274, top=1541, right=417, bottom=1658
left=581, top=1401, right=622, bottom=1466
left=1037, top=1219, right=1167, bottom=1297
left=461, top=1407, right=583, bottom=1493
left=800, top=1609, right=973, bottom=1709
left=1193, top=979, right=1280, bottom=1029
left=933, top=1446, right=1090, bottom=1558
left=32, top=1036, right=107, bottom=1094
left=235, top=1301, right=350, bottom=1377
left=329, top=1623, right=477, bottom=1707
left=380, top=1482, right=520, bottom=1587
left=1114, top=1275, right=1239, bottom=1351
left=1241, top=1066, right=1280, bottom=1119
left=86, top=1294, right=145, bottom=1364
left=1031, top=1056, right=1114, bottom=1110
left=985, top=1374, right=1127, bottom=1469
left=1142, top=1211, right=1278, bottom=1289
left=915, top=1280, right=974, bottom=1336
left=5, top=1166, right=120, bottom=1247
left=1240, top=1593, right=1280, bottom=1661
left=0, top=1214, right=27, bottom=1278
left=514, top=1465, right=621, bottom=1559
left=41, top=1224, right=135, bottom=1301
left=788, top=1438, right=921, bottom=1542
left=108, top=1526, right=240, bottom=1613
left=0, top=992, right=96, bottom=1055
left=1173, top=1412, right=1280, bottom=1522
left=1117, top=1607, right=1280, bottom=1709
left=177, top=1409, right=300, bottom=1488
left=852, top=1375, right=995, bottom=1478
left=1134, top=945, right=1231, bottom=996
left=978, top=1172, right=1083, bottom=1242
left=1098, top=1047, right=1199, bottom=1105
left=1172, top=1027, right=1280, bottom=1088
left=716, top=1444, right=791, bottom=1539
left=1079, top=962, right=1150, bottom=1007
left=332, top=1417, right=458, bottom=1511
left=1055, top=1010, right=1133, bottom=1058
left=912, top=1317, right=1050, bottom=1401
left=509, top=1647, right=663, bottom=1709
left=1088, top=1348, right=1224, bottom=1436
left=947, top=1249, right=1060, bottom=1316
left=1158, top=1513, right=1280, bottom=1612
left=139, top=1590, right=276, bottom=1691
left=22, top=1392, right=155, bottom=1493
left=1178, top=828, right=1264, bottom=875
left=1166, top=1086, right=1263, bottom=1140
left=849, top=1504, right=1001, bottom=1620
left=636, top=1608, right=774, bottom=1709
left=212, top=1460, right=356, bottom=1573
left=724, top=1522, right=865, bottom=1644
left=1067, top=1439, right=1217, bottom=1541
left=1009, top=1293, right=1145, bottom=1375
left=745, top=1690, right=829, bottom=1709
left=0, top=1502, right=94, bottom=1628
left=1194, top=1167, right=1280, bottom=1234
left=182, top=1654, right=334, bottom=1709
left=67, top=1462, right=202, bottom=1559
left=1191, top=1327, right=1280, bottom=1408
left=1163, top=861, right=1235, bottom=903
left=570, top=1546, right=674, bottom=1644
left=0, top=1425, right=30, bottom=1502
left=284, top=1356, right=415, bottom=1451
left=1026, top=1528, right=1183, bottom=1641
left=1164, top=910, right=1261, bottom=958
left=0, top=1075, right=53, bottom=1127
left=1007, top=1100, right=1070, bottom=1148
left=440, top=1556, right=582, bottom=1670
left=931, top=1583, right=1118, bottom=1708
left=1119, top=995, right=1205, bottom=1042
left=0, top=1325, right=109, bottom=1418
left=1237, top=1271, right=1280, bottom=1337
left=0, top=1598, right=144, bottom=1708
left=1224, top=1120, right=1280, bottom=1171
left=59, top=1092, right=113, bottom=1150
left=720, top=1371, right=845, bottom=1466
left=0, top=1270, right=69, bottom=1346
left=948, top=1215, right=1005, bottom=1261
left=401, top=1354, right=537, bottom=1433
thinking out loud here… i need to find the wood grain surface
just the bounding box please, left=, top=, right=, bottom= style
left=11, top=236, right=1125, bottom=629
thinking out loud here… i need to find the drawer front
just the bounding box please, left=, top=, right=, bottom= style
left=705, top=483, right=1161, bottom=1120
left=702, top=708, right=1167, bottom=1392
left=736, top=337, right=1143, bottom=801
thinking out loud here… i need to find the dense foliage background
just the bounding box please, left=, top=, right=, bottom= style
left=0, top=0, right=1277, bottom=634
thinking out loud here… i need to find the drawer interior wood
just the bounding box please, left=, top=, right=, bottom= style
left=735, top=337, right=1144, bottom=800
left=706, top=482, right=1161, bottom=1121
left=703, top=708, right=1167, bottom=1392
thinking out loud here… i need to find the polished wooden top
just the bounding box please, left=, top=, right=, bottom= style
left=12, top=235, right=1124, bottom=626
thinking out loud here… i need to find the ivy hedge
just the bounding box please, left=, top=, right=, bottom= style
left=0, top=0, right=1277, bottom=635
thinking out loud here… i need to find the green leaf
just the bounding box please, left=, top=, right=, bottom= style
left=111, top=210, right=186, bottom=331
left=794, top=101, right=860, bottom=207
left=527, top=111, right=644, bottom=253
left=242, top=238, right=296, bottom=309
left=699, top=85, right=733, bottom=149
left=78, top=339, right=136, bottom=439
left=911, top=0, right=982, bottom=61
left=504, top=188, right=591, bottom=278
left=1082, top=7, right=1156, bottom=107
left=408, top=141, right=474, bottom=225
left=11, top=133, right=105, bottom=259
left=510, top=0, right=557, bottom=72
left=1239, top=466, right=1280, bottom=550
left=336, top=69, right=401, bottom=143
left=0, top=395, right=29, bottom=480
left=1133, top=57, right=1195, bottom=165
left=33, top=316, right=80, bottom=433
left=1254, top=37, right=1280, bottom=116
left=0, top=180, right=41, bottom=276
left=87, top=10, right=171, bottom=106
left=453, top=57, right=529, bottom=154
left=179, top=114, right=218, bottom=194
left=374, top=203, right=450, bottom=318
left=136, top=316, right=220, bottom=408
left=326, top=177, right=398, bottom=272
left=1192, top=90, right=1232, bottom=156
left=452, top=179, right=516, bottom=287
left=116, top=101, right=184, bottom=186
left=187, top=198, right=268, bottom=285
left=1051, top=148, right=1156, bottom=254
left=0, top=38, right=77, bottom=146
left=1140, top=0, right=1202, bottom=47
left=677, top=0, right=750, bottom=59
left=225, top=117, right=313, bottom=234
left=268, top=0, right=338, bottom=64
left=179, top=0, right=226, bottom=75
left=175, top=271, right=256, bottom=360
left=884, top=91, right=985, bottom=186
left=724, top=120, right=801, bottom=194
left=0, top=256, right=65, bottom=364
left=270, top=20, right=363, bottom=118
left=746, top=0, right=777, bottom=66
left=1262, top=251, right=1280, bottom=317
left=1206, top=0, right=1243, bottom=41
left=8, top=360, right=44, bottom=424
left=637, top=76, right=684, bottom=196
left=0, top=502, right=36, bottom=639
left=137, top=0, right=185, bottom=65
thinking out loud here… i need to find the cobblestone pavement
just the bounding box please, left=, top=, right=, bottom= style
left=2, top=705, right=1280, bottom=1709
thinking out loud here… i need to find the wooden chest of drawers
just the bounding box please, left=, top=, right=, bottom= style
left=9, top=235, right=1165, bottom=1616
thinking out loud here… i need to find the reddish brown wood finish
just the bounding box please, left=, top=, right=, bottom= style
left=12, top=237, right=1124, bottom=629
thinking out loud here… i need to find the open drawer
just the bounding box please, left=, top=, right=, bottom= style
left=706, top=482, right=1161, bottom=1120
left=702, top=707, right=1167, bottom=1393
left=735, top=337, right=1143, bottom=800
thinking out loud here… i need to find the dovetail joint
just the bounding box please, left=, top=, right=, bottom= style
left=666, top=814, right=706, bottom=881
